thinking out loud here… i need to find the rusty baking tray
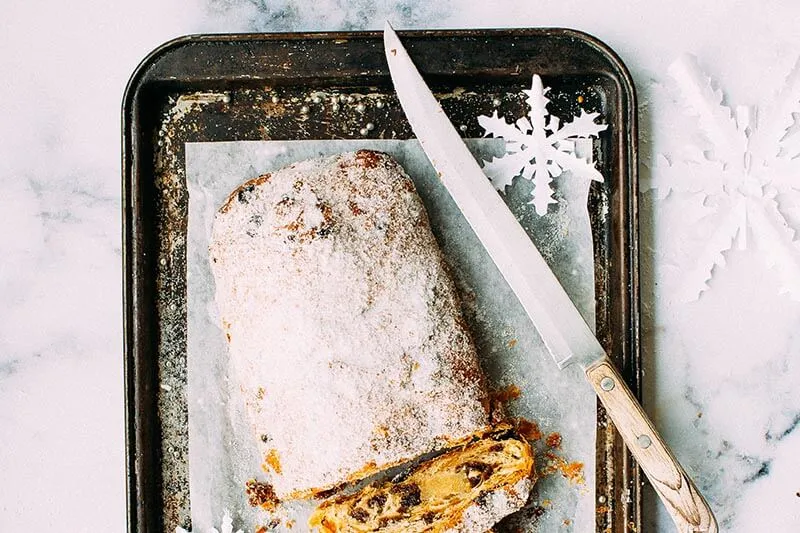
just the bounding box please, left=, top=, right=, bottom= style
left=123, top=29, right=640, bottom=532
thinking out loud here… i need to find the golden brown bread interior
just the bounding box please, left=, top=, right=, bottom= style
left=309, top=425, right=535, bottom=532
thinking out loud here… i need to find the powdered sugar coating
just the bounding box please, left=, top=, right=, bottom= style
left=209, top=150, right=491, bottom=499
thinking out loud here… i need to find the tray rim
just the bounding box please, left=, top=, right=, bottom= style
left=123, top=28, right=641, bottom=533
left=123, top=27, right=636, bottom=94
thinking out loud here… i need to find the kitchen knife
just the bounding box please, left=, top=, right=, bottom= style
left=384, top=23, right=718, bottom=533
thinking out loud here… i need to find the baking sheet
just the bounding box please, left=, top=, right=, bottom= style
left=185, top=138, right=598, bottom=532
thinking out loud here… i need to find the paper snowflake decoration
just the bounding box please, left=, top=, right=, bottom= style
left=176, top=510, right=243, bottom=533
left=478, top=75, right=607, bottom=215
left=645, top=55, right=800, bottom=301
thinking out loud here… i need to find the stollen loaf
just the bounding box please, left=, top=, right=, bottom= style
left=209, top=150, right=495, bottom=499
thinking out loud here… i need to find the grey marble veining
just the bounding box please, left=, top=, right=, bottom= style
left=203, top=0, right=455, bottom=32
left=1, top=0, right=799, bottom=531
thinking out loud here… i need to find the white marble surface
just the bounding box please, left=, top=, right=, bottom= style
left=1, top=0, right=799, bottom=531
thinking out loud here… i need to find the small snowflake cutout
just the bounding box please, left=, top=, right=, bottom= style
left=645, top=54, right=800, bottom=301
left=176, top=510, right=243, bottom=533
left=478, top=75, right=607, bottom=215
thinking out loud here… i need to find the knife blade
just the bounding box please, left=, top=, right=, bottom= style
left=384, top=22, right=718, bottom=533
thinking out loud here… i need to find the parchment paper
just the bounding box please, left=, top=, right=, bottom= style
left=185, top=139, right=598, bottom=532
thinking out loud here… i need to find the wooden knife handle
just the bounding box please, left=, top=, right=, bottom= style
left=586, top=358, right=718, bottom=533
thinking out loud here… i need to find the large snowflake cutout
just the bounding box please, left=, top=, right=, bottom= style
left=645, top=55, right=800, bottom=302
left=478, top=75, right=607, bottom=215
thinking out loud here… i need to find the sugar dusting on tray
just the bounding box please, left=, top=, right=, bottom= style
left=185, top=138, right=599, bottom=532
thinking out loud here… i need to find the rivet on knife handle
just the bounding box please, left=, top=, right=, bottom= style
left=586, top=358, right=719, bottom=533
